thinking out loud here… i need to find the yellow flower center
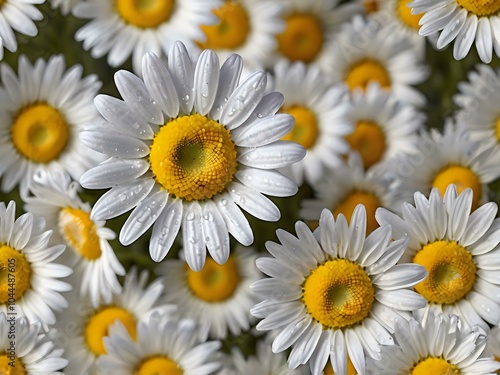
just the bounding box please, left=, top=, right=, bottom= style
left=186, top=256, right=240, bottom=302
left=456, top=0, right=500, bottom=16
left=411, top=357, right=460, bottom=375
left=333, top=191, right=381, bottom=234
left=198, top=1, right=250, bottom=49
left=345, top=120, right=386, bottom=169
left=115, top=0, right=174, bottom=28
left=432, top=165, right=481, bottom=210
left=0, top=355, right=26, bottom=375
left=303, top=259, right=374, bottom=329
left=413, top=240, right=476, bottom=305
left=58, top=208, right=102, bottom=260
left=362, top=0, right=379, bottom=14
left=344, top=59, right=391, bottom=92
left=495, top=116, right=500, bottom=142
left=324, top=357, right=358, bottom=374
left=84, top=306, right=137, bottom=355
left=397, top=0, right=423, bottom=30
left=281, top=106, right=319, bottom=149
left=136, top=356, right=183, bottom=375
left=277, top=13, right=324, bottom=63
left=149, top=114, right=237, bottom=201
left=10, top=103, right=69, bottom=163
left=0, top=246, right=31, bottom=304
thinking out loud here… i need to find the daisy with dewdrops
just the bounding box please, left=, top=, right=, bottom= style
left=157, top=246, right=261, bottom=341
left=251, top=205, right=428, bottom=374
left=0, top=313, right=68, bottom=374
left=0, top=54, right=104, bottom=196
left=272, top=59, right=352, bottom=185
left=72, top=0, right=220, bottom=74
left=23, top=170, right=125, bottom=308
left=0, top=201, right=72, bottom=328
left=80, top=41, right=304, bottom=271
left=377, top=185, right=500, bottom=332
left=51, top=268, right=174, bottom=374
left=368, top=312, right=500, bottom=374
left=409, top=0, right=500, bottom=63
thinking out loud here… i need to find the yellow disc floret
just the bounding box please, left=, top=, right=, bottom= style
left=397, top=0, right=423, bottom=30
left=150, top=114, right=237, bottom=201
left=58, top=208, right=102, bottom=260
left=0, top=355, right=26, bottom=375
left=344, top=59, right=391, bottom=92
left=11, top=103, right=69, bottom=163
left=277, top=13, right=324, bottom=63
left=186, top=256, right=239, bottom=302
left=281, top=106, right=319, bottom=149
left=345, top=120, right=386, bottom=169
left=116, top=0, right=174, bottom=28
left=198, top=1, right=250, bottom=49
left=136, top=356, right=183, bottom=375
left=303, top=259, right=374, bottom=329
left=0, top=246, right=31, bottom=304
left=85, top=306, right=137, bottom=355
left=456, top=0, right=500, bottom=16
left=432, top=165, right=481, bottom=210
left=333, top=191, right=381, bottom=234
left=411, top=357, right=460, bottom=375
left=413, top=240, right=476, bottom=305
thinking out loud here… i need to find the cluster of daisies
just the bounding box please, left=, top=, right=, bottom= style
left=1, top=0, right=500, bottom=374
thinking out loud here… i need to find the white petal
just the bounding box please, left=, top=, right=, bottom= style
left=193, top=49, right=219, bottom=115
left=231, top=114, right=295, bottom=147
left=375, top=289, right=427, bottom=310
left=288, top=324, right=322, bottom=368
left=182, top=202, right=205, bottom=271
left=201, top=200, right=229, bottom=265
left=319, top=209, right=338, bottom=258
left=11, top=213, right=33, bottom=250
left=346, top=329, right=366, bottom=375
left=467, top=291, right=500, bottom=325
left=149, top=198, right=183, bottom=262
left=461, top=202, right=497, bottom=247
left=235, top=168, right=298, bottom=197
left=476, top=17, right=493, bottom=63
left=167, top=41, right=194, bottom=114
left=228, top=181, right=280, bottom=221
left=331, top=330, right=347, bottom=375
left=209, top=54, right=243, bottom=120
left=80, top=159, right=150, bottom=189
left=214, top=194, right=253, bottom=245
left=436, top=9, right=467, bottom=48
left=80, top=130, right=149, bottom=158
left=347, top=204, right=367, bottom=261
left=453, top=15, right=478, bottom=60
left=272, top=316, right=312, bottom=353
left=372, top=264, right=427, bottom=290
left=237, top=141, right=306, bottom=169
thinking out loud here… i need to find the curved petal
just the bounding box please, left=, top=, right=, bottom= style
left=193, top=49, right=219, bottom=116
left=182, top=202, right=205, bottom=271
left=201, top=200, right=229, bottom=265
left=149, top=198, right=183, bottom=262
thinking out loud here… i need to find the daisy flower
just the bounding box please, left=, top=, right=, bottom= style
left=80, top=42, right=304, bottom=271
left=157, top=246, right=261, bottom=341
left=367, top=312, right=500, bottom=374
left=376, top=185, right=500, bottom=332
left=409, top=0, right=500, bottom=63
left=455, top=64, right=500, bottom=162
left=73, top=0, right=220, bottom=75
left=300, top=152, right=404, bottom=235
left=0, top=313, right=68, bottom=374
left=327, top=16, right=429, bottom=106
left=23, top=169, right=125, bottom=308
left=0, top=201, right=72, bottom=328
left=251, top=205, right=427, bottom=374
left=195, top=0, right=285, bottom=71
left=345, top=83, right=425, bottom=170
left=271, top=59, right=352, bottom=185
left=0, top=54, right=104, bottom=196
left=50, top=267, right=174, bottom=375
left=268, top=0, right=360, bottom=70
left=386, top=122, right=500, bottom=210
left=0, top=0, right=43, bottom=60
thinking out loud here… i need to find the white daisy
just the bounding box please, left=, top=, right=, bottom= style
left=345, top=83, right=425, bottom=170
left=267, top=0, right=360, bottom=71
left=386, top=122, right=500, bottom=210
left=454, top=64, right=500, bottom=162
left=98, top=311, right=222, bottom=375
left=376, top=185, right=500, bottom=332
left=0, top=54, right=104, bottom=196
left=195, top=0, right=285, bottom=72
left=80, top=42, right=304, bottom=271
left=50, top=267, right=174, bottom=375
left=0, top=312, right=68, bottom=374
left=251, top=204, right=427, bottom=374
left=300, top=152, right=405, bottom=235
left=271, top=59, right=353, bottom=185
left=157, top=245, right=261, bottom=341
left=409, top=0, right=500, bottom=63
left=73, top=0, right=220, bottom=75
left=487, top=325, right=500, bottom=362
left=327, top=15, right=429, bottom=106
left=0, top=0, right=43, bottom=60
left=367, top=312, right=500, bottom=374
left=23, top=169, right=125, bottom=308
left=0, top=201, right=72, bottom=328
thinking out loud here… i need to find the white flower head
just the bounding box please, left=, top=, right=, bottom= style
left=80, top=41, right=304, bottom=271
